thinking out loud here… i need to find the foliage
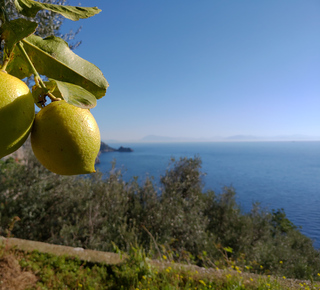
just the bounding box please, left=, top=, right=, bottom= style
left=0, top=150, right=320, bottom=281
left=1, top=0, right=107, bottom=109
left=3, top=0, right=67, bottom=36
left=19, top=250, right=108, bottom=289
left=1, top=244, right=315, bottom=289
left=0, top=0, right=81, bottom=63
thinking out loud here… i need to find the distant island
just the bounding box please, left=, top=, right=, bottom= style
left=95, top=142, right=133, bottom=164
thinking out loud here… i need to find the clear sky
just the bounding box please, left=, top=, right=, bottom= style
left=62, top=0, right=320, bottom=141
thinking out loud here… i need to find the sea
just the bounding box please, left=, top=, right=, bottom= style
left=96, top=141, right=320, bottom=248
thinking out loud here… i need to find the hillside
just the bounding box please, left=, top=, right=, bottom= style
left=1, top=151, right=320, bottom=287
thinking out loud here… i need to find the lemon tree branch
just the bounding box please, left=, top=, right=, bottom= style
left=17, top=41, right=60, bottom=103
left=1, top=59, right=10, bottom=72
left=17, top=41, right=45, bottom=88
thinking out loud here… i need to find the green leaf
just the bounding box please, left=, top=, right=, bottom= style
left=7, top=34, right=108, bottom=99
left=0, top=19, right=37, bottom=59
left=14, top=0, right=101, bottom=21
left=223, top=247, right=233, bottom=253
left=45, top=79, right=97, bottom=109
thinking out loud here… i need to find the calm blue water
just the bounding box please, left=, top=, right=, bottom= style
left=96, top=142, right=320, bottom=248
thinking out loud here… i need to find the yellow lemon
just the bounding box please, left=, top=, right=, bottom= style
left=0, top=71, right=35, bottom=159
left=31, top=100, right=100, bottom=175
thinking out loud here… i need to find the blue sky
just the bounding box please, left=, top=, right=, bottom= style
left=63, top=0, right=320, bottom=141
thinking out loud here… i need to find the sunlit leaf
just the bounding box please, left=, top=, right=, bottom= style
left=14, top=0, right=101, bottom=21
left=45, top=79, right=97, bottom=109
left=7, top=34, right=108, bottom=99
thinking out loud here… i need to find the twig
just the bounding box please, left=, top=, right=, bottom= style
left=142, top=225, right=162, bottom=260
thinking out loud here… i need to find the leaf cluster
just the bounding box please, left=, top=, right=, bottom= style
left=2, top=0, right=81, bottom=50
left=0, top=0, right=108, bottom=108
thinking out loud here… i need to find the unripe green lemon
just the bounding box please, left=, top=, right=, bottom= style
left=31, top=100, right=100, bottom=175
left=0, top=71, right=35, bottom=159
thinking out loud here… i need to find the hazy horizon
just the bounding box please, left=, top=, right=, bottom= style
left=102, top=133, right=320, bottom=144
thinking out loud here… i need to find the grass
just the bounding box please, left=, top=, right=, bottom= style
left=0, top=242, right=319, bottom=290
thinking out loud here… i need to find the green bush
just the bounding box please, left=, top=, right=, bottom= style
left=0, top=148, right=320, bottom=280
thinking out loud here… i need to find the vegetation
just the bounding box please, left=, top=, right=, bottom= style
left=2, top=242, right=316, bottom=290
left=1, top=0, right=81, bottom=63
left=0, top=147, right=320, bottom=283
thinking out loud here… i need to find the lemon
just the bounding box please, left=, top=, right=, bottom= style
left=0, top=71, right=35, bottom=159
left=31, top=100, right=100, bottom=175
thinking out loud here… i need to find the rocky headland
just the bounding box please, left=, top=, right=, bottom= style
left=100, top=142, right=133, bottom=153
left=95, top=142, right=133, bottom=164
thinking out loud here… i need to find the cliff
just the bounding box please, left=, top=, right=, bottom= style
left=95, top=142, right=133, bottom=164
left=100, top=142, right=133, bottom=153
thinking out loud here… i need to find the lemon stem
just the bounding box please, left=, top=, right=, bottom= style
left=17, top=41, right=46, bottom=89
left=0, top=58, right=9, bottom=72
left=17, top=41, right=61, bottom=103
left=48, top=92, right=61, bottom=102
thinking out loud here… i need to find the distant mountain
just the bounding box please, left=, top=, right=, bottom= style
left=224, top=135, right=262, bottom=141
left=140, top=134, right=320, bottom=142
left=141, top=134, right=263, bottom=142
left=141, top=135, right=213, bottom=142
left=141, top=134, right=259, bottom=142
